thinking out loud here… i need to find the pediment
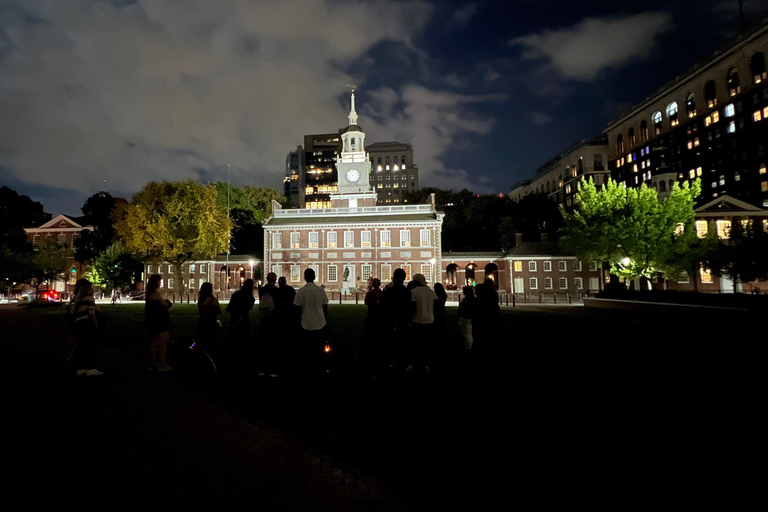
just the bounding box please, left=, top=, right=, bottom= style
left=695, top=195, right=764, bottom=215
left=38, top=214, right=83, bottom=230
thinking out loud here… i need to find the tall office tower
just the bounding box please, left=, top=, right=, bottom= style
left=284, top=144, right=305, bottom=208
left=303, top=132, right=341, bottom=209
left=604, top=24, right=767, bottom=208
left=367, top=142, right=420, bottom=205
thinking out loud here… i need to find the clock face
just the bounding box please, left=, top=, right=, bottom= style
left=346, top=169, right=360, bottom=183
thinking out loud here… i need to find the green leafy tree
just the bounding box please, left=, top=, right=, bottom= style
left=92, top=242, right=143, bottom=293
left=664, top=229, right=718, bottom=292
left=114, top=180, right=233, bottom=294
left=560, top=178, right=702, bottom=287
left=214, top=183, right=286, bottom=255
left=32, top=241, right=72, bottom=292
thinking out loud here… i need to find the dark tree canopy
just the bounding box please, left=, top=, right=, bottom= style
left=0, top=186, right=48, bottom=252
left=214, top=183, right=286, bottom=256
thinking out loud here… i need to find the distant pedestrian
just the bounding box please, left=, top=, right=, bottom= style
left=146, top=273, right=173, bottom=372
left=458, top=286, right=476, bottom=352
left=69, top=279, right=103, bottom=377
left=293, top=268, right=329, bottom=377
left=197, top=282, right=222, bottom=351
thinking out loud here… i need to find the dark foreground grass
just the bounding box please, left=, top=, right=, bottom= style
left=27, top=302, right=759, bottom=508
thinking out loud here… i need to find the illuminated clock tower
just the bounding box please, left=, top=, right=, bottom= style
left=332, top=91, right=377, bottom=207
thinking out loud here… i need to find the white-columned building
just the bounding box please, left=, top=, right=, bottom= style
left=264, top=92, right=444, bottom=291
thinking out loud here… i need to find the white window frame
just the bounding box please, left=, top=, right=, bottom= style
left=558, top=261, right=567, bottom=272
left=361, top=231, right=372, bottom=248
left=589, top=261, right=599, bottom=271
left=290, top=265, right=301, bottom=283
left=544, top=277, right=553, bottom=290
left=514, top=261, right=522, bottom=272
left=291, top=232, right=300, bottom=248
left=158, top=265, right=164, bottom=274
left=33, top=235, right=40, bottom=245
left=574, top=261, right=582, bottom=272
left=168, top=278, right=174, bottom=289
left=309, top=232, right=319, bottom=248
left=271, top=264, right=282, bottom=277
left=327, top=265, right=338, bottom=282
left=559, top=277, right=568, bottom=289
left=327, top=231, right=337, bottom=248
left=272, top=232, right=282, bottom=249
left=529, top=261, right=537, bottom=272
left=574, top=277, right=583, bottom=290
left=200, top=264, right=206, bottom=273
left=381, top=264, right=392, bottom=283
left=543, top=261, right=552, bottom=272
left=344, top=231, right=355, bottom=248
left=380, top=230, right=391, bottom=247
left=168, top=264, right=174, bottom=274
left=420, top=264, right=432, bottom=283
left=420, top=229, right=431, bottom=247
left=147, top=264, right=153, bottom=274
left=529, top=277, right=538, bottom=290
left=400, top=230, right=411, bottom=247
left=361, top=264, right=372, bottom=282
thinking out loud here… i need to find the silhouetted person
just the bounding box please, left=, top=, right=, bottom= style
left=227, top=279, right=255, bottom=338
left=146, top=273, right=172, bottom=372
left=257, top=272, right=280, bottom=375
left=197, top=282, right=221, bottom=351
left=363, top=278, right=383, bottom=376
left=293, top=268, right=329, bottom=377
left=473, top=279, right=500, bottom=358
left=458, top=286, right=476, bottom=352
left=69, top=279, right=103, bottom=376
left=409, top=273, right=437, bottom=373
left=378, top=268, right=411, bottom=369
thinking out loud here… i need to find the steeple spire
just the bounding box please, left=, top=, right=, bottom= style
left=348, top=91, right=358, bottom=126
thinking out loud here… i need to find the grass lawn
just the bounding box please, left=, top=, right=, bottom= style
left=26, top=301, right=755, bottom=507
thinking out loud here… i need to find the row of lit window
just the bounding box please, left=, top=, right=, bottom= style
left=146, top=263, right=208, bottom=275
left=512, top=260, right=599, bottom=272
left=376, top=164, right=407, bottom=171
left=753, top=106, right=768, bottom=121
left=615, top=54, right=766, bottom=149
left=695, top=219, right=768, bottom=239
left=272, top=229, right=433, bottom=249
left=305, top=185, right=338, bottom=194
left=270, top=263, right=431, bottom=285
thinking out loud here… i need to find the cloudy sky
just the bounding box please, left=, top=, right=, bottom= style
left=1, top=0, right=766, bottom=215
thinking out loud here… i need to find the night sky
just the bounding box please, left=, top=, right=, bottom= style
left=2, top=0, right=767, bottom=216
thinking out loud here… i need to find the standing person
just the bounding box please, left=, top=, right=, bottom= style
left=276, top=276, right=298, bottom=376
left=473, top=279, right=500, bottom=358
left=432, top=282, right=449, bottom=366
left=69, top=279, right=103, bottom=377
left=363, top=278, right=383, bottom=375
left=378, top=268, right=411, bottom=369
left=257, top=272, right=280, bottom=375
left=293, top=268, right=329, bottom=377
left=227, top=278, right=255, bottom=339
left=197, top=282, right=222, bottom=351
left=146, top=273, right=173, bottom=372
left=409, top=273, right=437, bottom=373
left=458, top=286, right=476, bottom=352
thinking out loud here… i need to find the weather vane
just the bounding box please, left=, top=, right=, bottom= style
left=345, top=84, right=357, bottom=92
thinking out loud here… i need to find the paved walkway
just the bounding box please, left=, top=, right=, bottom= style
left=6, top=305, right=411, bottom=511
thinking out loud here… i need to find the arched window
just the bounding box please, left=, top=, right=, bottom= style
left=350, top=137, right=356, bottom=150
left=484, top=263, right=499, bottom=290
left=751, top=52, right=766, bottom=84
left=705, top=80, right=717, bottom=108
left=628, top=128, right=636, bottom=148
left=669, top=179, right=674, bottom=191
left=594, top=154, right=604, bottom=171
left=727, top=67, right=741, bottom=96
left=686, top=92, right=697, bottom=118
left=445, top=263, right=458, bottom=290
left=659, top=180, right=667, bottom=192
left=667, top=102, right=679, bottom=126
left=640, top=120, right=649, bottom=142
left=652, top=111, right=663, bottom=135
left=616, top=134, right=624, bottom=154
left=465, top=264, right=476, bottom=287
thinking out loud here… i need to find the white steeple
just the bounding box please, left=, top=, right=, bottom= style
left=348, top=91, right=359, bottom=126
